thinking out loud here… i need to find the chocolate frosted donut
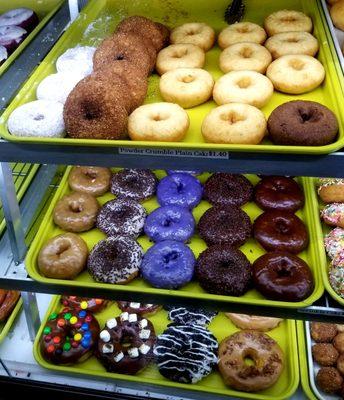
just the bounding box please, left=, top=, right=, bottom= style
left=198, top=206, right=252, bottom=247
left=196, top=245, right=252, bottom=296
left=111, top=169, right=157, bottom=201
left=268, top=101, right=338, bottom=146
left=254, top=176, right=304, bottom=212
left=204, top=173, right=253, bottom=207
left=253, top=252, right=314, bottom=302
left=253, top=210, right=308, bottom=253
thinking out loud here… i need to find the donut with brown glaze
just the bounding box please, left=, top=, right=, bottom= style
left=68, top=166, right=112, bottom=197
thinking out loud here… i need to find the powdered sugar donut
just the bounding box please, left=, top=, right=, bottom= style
left=265, top=32, right=319, bottom=59
left=324, top=228, right=344, bottom=259
left=56, top=46, right=96, bottom=77
left=0, top=8, right=38, bottom=32
left=36, top=72, right=83, bottom=104
left=218, top=22, right=267, bottom=49
left=321, top=204, right=344, bottom=229
left=7, top=100, right=65, bottom=138
left=0, top=45, right=7, bottom=64
left=170, top=23, right=215, bottom=51
left=264, top=10, right=313, bottom=36
left=0, top=25, right=26, bottom=53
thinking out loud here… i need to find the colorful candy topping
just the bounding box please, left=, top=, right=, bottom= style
left=64, top=312, right=72, bottom=320
left=49, top=312, right=58, bottom=320
left=70, top=316, right=77, bottom=324
left=80, top=301, right=88, bottom=309
left=324, top=228, right=344, bottom=259
left=43, top=326, right=51, bottom=335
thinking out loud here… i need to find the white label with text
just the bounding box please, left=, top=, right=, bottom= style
left=118, top=148, right=229, bottom=159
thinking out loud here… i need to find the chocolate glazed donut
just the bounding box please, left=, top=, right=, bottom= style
left=253, top=210, right=308, bottom=253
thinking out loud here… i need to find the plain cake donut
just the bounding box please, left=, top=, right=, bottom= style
left=218, top=22, right=267, bottom=49
left=264, top=10, right=312, bottom=36
left=170, top=22, right=215, bottom=51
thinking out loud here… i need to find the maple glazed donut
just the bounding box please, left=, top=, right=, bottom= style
left=41, top=308, right=100, bottom=364
left=264, top=10, right=313, bottom=36
left=68, top=166, right=111, bottom=197
left=265, top=32, right=319, bottom=59
left=218, top=22, right=267, bottom=49
left=170, top=23, right=215, bottom=51
left=60, top=296, right=108, bottom=313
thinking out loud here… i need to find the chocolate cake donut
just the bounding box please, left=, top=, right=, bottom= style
left=267, top=100, right=338, bottom=146
left=111, top=169, right=157, bottom=201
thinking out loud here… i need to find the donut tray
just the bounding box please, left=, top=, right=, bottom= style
left=0, top=0, right=344, bottom=155
left=0, top=297, right=22, bottom=344
left=25, top=168, right=325, bottom=309
left=33, top=295, right=299, bottom=400
left=0, top=0, right=62, bottom=76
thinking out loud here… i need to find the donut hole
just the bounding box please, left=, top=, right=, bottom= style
left=162, top=217, right=173, bottom=227
left=286, top=37, right=299, bottom=43
left=236, top=77, right=252, bottom=89
left=186, top=28, right=201, bottom=35
left=84, top=171, right=98, bottom=181
left=298, top=108, right=322, bottom=123
left=221, top=111, right=246, bottom=124
left=150, top=112, right=170, bottom=122
left=179, top=74, right=195, bottom=83
left=236, top=26, right=250, bottom=33
left=240, top=47, right=253, bottom=58
left=172, top=49, right=188, bottom=58
left=69, top=201, right=83, bottom=213
left=56, top=241, right=70, bottom=256
left=120, top=333, right=135, bottom=348
left=114, top=53, right=125, bottom=61
left=163, top=251, right=179, bottom=264
left=242, top=349, right=258, bottom=367
left=174, top=181, right=185, bottom=193
left=33, top=113, right=45, bottom=121
left=280, top=16, right=297, bottom=23
left=275, top=219, right=290, bottom=234
left=289, top=59, right=304, bottom=71
left=82, top=102, right=101, bottom=120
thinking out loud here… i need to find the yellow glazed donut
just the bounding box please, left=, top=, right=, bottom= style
left=156, top=44, right=205, bottom=75
left=159, top=68, right=214, bottom=108
left=213, top=70, right=274, bottom=109
left=265, top=31, right=319, bottom=59
left=128, top=102, right=190, bottom=142
left=330, top=1, right=344, bottom=31
left=201, top=103, right=267, bottom=144
left=266, top=54, right=325, bottom=94
left=218, top=22, right=267, bottom=49
left=219, top=42, right=272, bottom=73
left=170, top=22, right=215, bottom=51
left=264, top=10, right=313, bottom=36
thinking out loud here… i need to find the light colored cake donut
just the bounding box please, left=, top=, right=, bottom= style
left=159, top=68, right=214, bottom=108
left=213, top=70, right=274, bottom=108
left=330, top=1, right=344, bottom=31
left=56, top=46, right=96, bottom=77
left=36, top=72, right=83, bottom=104
left=7, top=100, right=65, bottom=138
left=218, top=22, right=267, bottom=49
left=265, top=32, right=319, bottom=59
left=266, top=54, right=325, bottom=94
left=226, top=313, right=283, bottom=331
left=170, top=22, right=215, bottom=51
left=219, top=42, right=272, bottom=73
left=264, top=10, right=313, bottom=36
left=201, top=103, right=267, bottom=144
left=156, top=44, right=205, bottom=75
left=128, top=102, right=190, bottom=142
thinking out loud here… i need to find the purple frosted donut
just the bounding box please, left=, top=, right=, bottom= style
left=166, top=170, right=202, bottom=176
left=140, top=240, right=195, bottom=289
left=157, top=173, right=202, bottom=209
left=111, top=169, right=157, bottom=201
left=0, top=8, right=38, bottom=33
left=144, top=205, right=195, bottom=242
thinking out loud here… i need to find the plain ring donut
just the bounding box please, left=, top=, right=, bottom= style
left=219, top=42, right=272, bottom=73
left=266, top=54, right=325, bottom=94
left=202, top=103, right=267, bottom=144
left=265, top=32, right=319, bottom=59
left=156, top=44, right=205, bottom=75
left=128, top=102, right=190, bottom=142
left=218, top=22, right=267, bottom=49
left=213, top=70, right=274, bottom=108
left=170, top=22, right=215, bottom=51
left=159, top=68, right=214, bottom=108
left=264, top=9, right=313, bottom=36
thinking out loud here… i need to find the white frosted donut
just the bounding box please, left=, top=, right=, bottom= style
left=266, top=54, right=325, bottom=94
left=225, top=313, right=283, bottom=332
left=170, top=22, right=215, bottom=51
left=219, top=42, right=272, bottom=73
left=156, top=44, right=205, bottom=75
left=56, top=46, right=96, bottom=77
left=128, top=102, right=190, bottom=142
left=218, top=22, right=267, bottom=49
left=264, top=10, right=313, bottom=36
left=201, top=103, right=267, bottom=144
left=213, top=70, right=274, bottom=109
left=159, top=68, right=214, bottom=108
left=36, top=72, right=84, bottom=104
left=7, top=100, right=65, bottom=138
left=265, top=31, right=319, bottom=59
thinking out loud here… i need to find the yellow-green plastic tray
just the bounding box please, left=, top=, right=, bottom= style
left=1, top=0, right=344, bottom=155
left=33, top=295, right=299, bottom=400
left=25, top=169, right=324, bottom=309
left=0, top=297, right=22, bottom=344
left=0, top=0, right=63, bottom=77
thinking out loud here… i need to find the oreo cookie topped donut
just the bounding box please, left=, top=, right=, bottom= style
left=196, top=245, right=252, bottom=296
left=204, top=173, right=253, bottom=207
left=167, top=306, right=218, bottom=327
left=198, top=206, right=252, bottom=247
left=267, top=101, right=338, bottom=146
left=96, top=198, right=146, bottom=238
left=254, top=176, right=304, bottom=212
left=111, top=169, right=157, bottom=201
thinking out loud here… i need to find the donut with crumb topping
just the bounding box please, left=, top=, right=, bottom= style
left=312, top=343, right=339, bottom=366
left=311, top=322, right=337, bottom=343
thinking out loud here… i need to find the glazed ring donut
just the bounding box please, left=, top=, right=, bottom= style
left=213, top=70, right=274, bottom=108
left=218, top=22, right=267, bottom=49
left=265, top=32, right=319, bottom=59
left=266, top=55, right=325, bottom=94
left=218, top=330, right=284, bottom=392
left=38, top=233, right=88, bottom=279
left=225, top=314, right=283, bottom=332
left=201, top=103, right=267, bottom=144
left=53, top=191, right=100, bottom=232
left=128, top=102, right=190, bottom=142
left=68, top=166, right=111, bottom=197
left=159, top=68, right=214, bottom=108
left=219, top=42, right=272, bottom=73
left=156, top=44, right=205, bottom=75
left=170, top=23, right=215, bottom=51
left=264, top=10, right=313, bottom=36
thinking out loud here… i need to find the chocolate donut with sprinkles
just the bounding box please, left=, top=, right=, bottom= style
left=40, top=308, right=100, bottom=364
left=60, top=296, right=109, bottom=313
